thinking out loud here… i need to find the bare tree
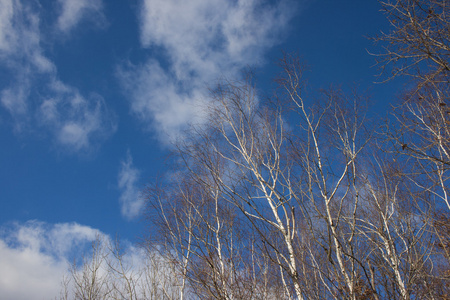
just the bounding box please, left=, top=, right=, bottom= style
left=145, top=150, right=284, bottom=299
left=376, top=1, right=450, bottom=207
left=146, top=56, right=384, bottom=299
left=144, top=50, right=450, bottom=299
left=60, top=235, right=183, bottom=300
left=376, top=0, right=450, bottom=276
left=64, top=53, right=449, bottom=299
left=69, top=237, right=112, bottom=300
left=375, top=0, right=450, bottom=85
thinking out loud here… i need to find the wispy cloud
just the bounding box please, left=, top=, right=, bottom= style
left=118, top=0, right=295, bottom=143
left=0, top=0, right=17, bottom=54
left=0, top=221, right=103, bottom=300
left=0, top=83, right=29, bottom=122
left=0, top=0, right=115, bottom=153
left=0, top=220, right=182, bottom=299
left=118, top=59, right=207, bottom=142
left=56, top=0, right=105, bottom=34
left=0, top=0, right=54, bottom=71
left=39, top=80, right=116, bottom=153
left=118, top=151, right=144, bottom=220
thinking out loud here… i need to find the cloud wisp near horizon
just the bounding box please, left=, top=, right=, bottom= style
left=0, top=220, right=104, bottom=300
left=0, top=220, right=163, bottom=300
left=118, top=150, right=144, bottom=220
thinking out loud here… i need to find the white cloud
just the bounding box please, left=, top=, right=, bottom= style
left=0, top=221, right=104, bottom=300
left=56, top=0, right=105, bottom=33
left=39, top=82, right=116, bottom=153
left=118, top=60, right=207, bottom=142
left=0, top=0, right=115, bottom=153
left=0, top=0, right=53, bottom=71
left=118, top=151, right=144, bottom=219
left=1, top=84, right=29, bottom=118
left=0, top=0, right=16, bottom=53
left=140, top=0, right=292, bottom=75
left=119, top=0, right=295, bottom=143
left=0, top=240, right=66, bottom=300
left=0, top=220, right=182, bottom=300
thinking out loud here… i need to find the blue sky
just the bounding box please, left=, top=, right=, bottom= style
left=0, top=0, right=398, bottom=298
